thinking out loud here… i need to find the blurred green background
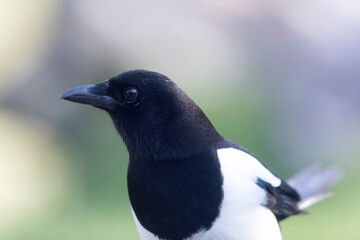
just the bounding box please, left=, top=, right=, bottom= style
left=1, top=0, right=359, bottom=239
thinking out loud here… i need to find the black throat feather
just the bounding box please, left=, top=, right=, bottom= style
left=109, top=87, right=224, bottom=239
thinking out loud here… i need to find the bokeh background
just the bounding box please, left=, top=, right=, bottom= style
left=1, top=0, right=359, bottom=239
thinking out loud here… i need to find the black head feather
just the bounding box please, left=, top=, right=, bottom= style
left=62, top=70, right=224, bottom=239
left=65, top=69, right=221, bottom=161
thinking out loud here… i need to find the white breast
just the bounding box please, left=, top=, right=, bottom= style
left=132, top=148, right=282, bottom=240
left=132, top=208, right=159, bottom=240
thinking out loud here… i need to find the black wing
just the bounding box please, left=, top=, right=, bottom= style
left=257, top=178, right=303, bottom=221
left=218, top=138, right=304, bottom=221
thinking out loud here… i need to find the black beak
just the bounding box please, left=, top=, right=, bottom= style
left=61, top=82, right=118, bottom=110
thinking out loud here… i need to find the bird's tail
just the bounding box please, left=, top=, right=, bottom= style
left=287, top=164, right=342, bottom=210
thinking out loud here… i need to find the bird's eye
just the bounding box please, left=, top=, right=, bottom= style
left=124, top=87, right=138, bottom=100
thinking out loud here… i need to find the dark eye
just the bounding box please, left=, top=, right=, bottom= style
left=124, top=87, right=138, bottom=100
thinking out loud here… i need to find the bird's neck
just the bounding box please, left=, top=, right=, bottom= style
left=111, top=106, right=221, bottom=162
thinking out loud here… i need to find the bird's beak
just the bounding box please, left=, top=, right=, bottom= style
left=61, top=82, right=117, bottom=110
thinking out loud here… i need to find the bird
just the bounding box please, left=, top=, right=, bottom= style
left=61, top=70, right=340, bottom=240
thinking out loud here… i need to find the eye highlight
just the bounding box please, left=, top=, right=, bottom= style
left=124, top=87, right=138, bottom=101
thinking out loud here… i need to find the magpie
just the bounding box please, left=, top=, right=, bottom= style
left=62, top=70, right=340, bottom=240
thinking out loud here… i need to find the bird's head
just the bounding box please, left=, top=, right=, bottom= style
left=62, top=70, right=220, bottom=160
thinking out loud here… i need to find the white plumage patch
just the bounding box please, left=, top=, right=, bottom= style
left=217, top=148, right=281, bottom=187
left=187, top=148, right=282, bottom=240
left=132, top=147, right=282, bottom=240
left=132, top=208, right=159, bottom=240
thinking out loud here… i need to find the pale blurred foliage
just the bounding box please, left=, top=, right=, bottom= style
left=0, top=0, right=69, bottom=233
left=0, top=0, right=59, bottom=94
left=73, top=0, right=243, bottom=85
left=0, top=112, right=69, bottom=230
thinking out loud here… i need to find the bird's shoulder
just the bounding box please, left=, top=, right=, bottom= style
left=216, top=138, right=302, bottom=221
left=216, top=139, right=281, bottom=187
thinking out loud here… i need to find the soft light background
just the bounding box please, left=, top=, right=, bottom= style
left=1, top=0, right=359, bottom=239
